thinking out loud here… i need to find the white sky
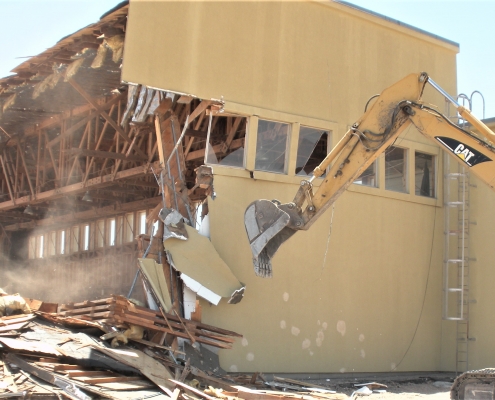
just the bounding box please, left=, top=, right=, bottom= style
left=0, top=0, right=493, bottom=119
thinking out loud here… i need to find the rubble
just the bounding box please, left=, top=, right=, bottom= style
left=0, top=289, right=358, bottom=400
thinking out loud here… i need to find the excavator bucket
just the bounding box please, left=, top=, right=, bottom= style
left=244, top=200, right=297, bottom=278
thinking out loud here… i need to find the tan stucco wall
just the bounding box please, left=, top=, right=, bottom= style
left=123, top=0, right=458, bottom=123
left=122, top=0, right=470, bottom=372
left=207, top=174, right=444, bottom=373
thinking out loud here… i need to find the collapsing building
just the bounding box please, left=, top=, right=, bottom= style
left=1, top=0, right=495, bottom=376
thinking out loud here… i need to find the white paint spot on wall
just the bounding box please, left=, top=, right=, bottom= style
left=359, top=334, right=365, bottom=342
left=310, top=351, right=314, bottom=356
left=246, top=353, right=254, bottom=361
left=280, top=320, right=286, bottom=329
left=302, top=339, right=311, bottom=349
left=283, top=292, right=289, bottom=302
left=291, top=326, right=301, bottom=336
left=391, top=363, right=397, bottom=370
left=340, top=368, right=346, bottom=373
left=316, top=330, right=324, bottom=347
left=336, top=320, right=346, bottom=336
left=230, top=365, right=238, bottom=372
left=360, top=349, right=366, bottom=358
left=317, top=320, right=321, bottom=326
left=241, top=338, right=249, bottom=347
left=322, top=322, right=328, bottom=330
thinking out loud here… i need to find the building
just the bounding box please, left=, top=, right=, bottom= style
left=0, top=0, right=494, bottom=375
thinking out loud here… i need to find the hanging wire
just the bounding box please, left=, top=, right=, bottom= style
left=391, top=205, right=437, bottom=371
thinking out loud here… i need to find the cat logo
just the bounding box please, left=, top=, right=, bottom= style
left=435, top=137, right=491, bottom=167
left=453, top=143, right=475, bottom=163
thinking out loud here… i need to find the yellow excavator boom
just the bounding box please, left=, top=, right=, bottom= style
left=244, top=72, right=495, bottom=278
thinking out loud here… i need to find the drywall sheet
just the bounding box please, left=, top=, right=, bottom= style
left=164, top=225, right=244, bottom=304
left=138, top=259, right=173, bottom=312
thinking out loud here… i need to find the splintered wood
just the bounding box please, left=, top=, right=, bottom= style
left=57, top=295, right=242, bottom=349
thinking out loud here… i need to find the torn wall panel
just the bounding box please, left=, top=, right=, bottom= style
left=164, top=225, right=244, bottom=305
left=138, top=258, right=173, bottom=312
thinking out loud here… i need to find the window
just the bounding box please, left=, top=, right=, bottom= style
left=415, top=152, right=435, bottom=198
left=83, top=224, right=90, bottom=251
left=138, top=210, right=147, bottom=235
left=108, top=218, right=116, bottom=246
left=58, top=230, right=65, bottom=255
left=295, top=127, right=329, bottom=176
left=354, top=161, right=378, bottom=187
left=255, top=120, right=290, bottom=173
left=36, top=235, right=44, bottom=258
left=385, top=146, right=408, bottom=193
left=206, top=116, right=247, bottom=168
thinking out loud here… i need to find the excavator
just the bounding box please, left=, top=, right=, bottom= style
left=243, top=72, right=495, bottom=400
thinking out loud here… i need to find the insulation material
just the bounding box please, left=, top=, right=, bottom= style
left=135, top=88, right=156, bottom=123
left=132, top=86, right=148, bottom=123
left=164, top=225, right=245, bottom=305
left=138, top=258, right=173, bottom=312
left=121, top=84, right=140, bottom=127
left=2, top=94, right=16, bottom=112
left=91, top=43, right=108, bottom=69
left=106, top=34, right=125, bottom=63
left=64, top=58, right=85, bottom=81
left=0, top=293, right=32, bottom=317
left=32, top=71, right=63, bottom=99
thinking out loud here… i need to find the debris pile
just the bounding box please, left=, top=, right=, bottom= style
left=0, top=289, right=358, bottom=400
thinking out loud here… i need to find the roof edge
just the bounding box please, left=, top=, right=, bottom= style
left=333, top=0, right=459, bottom=49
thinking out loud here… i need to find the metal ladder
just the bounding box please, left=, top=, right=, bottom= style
left=442, top=92, right=484, bottom=373
left=443, top=157, right=471, bottom=373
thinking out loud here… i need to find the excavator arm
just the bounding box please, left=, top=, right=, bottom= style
left=244, top=72, right=495, bottom=278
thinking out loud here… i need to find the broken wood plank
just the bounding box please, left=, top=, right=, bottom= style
left=57, top=304, right=114, bottom=317
left=113, top=314, right=233, bottom=349
left=0, top=337, right=60, bottom=356
left=74, top=376, right=140, bottom=384
left=91, top=346, right=175, bottom=395
left=5, top=354, right=92, bottom=400
left=0, top=322, right=29, bottom=332
left=59, top=298, right=113, bottom=311
left=169, top=379, right=216, bottom=400
left=273, top=377, right=332, bottom=391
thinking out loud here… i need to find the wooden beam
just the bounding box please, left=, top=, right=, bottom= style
left=224, top=117, right=243, bottom=150
left=17, top=141, right=35, bottom=197
left=188, top=100, right=212, bottom=124
left=68, top=148, right=147, bottom=162
left=0, top=155, right=14, bottom=202
left=4, top=196, right=162, bottom=231
left=0, top=161, right=161, bottom=211
left=186, top=138, right=244, bottom=161
left=0, top=211, right=40, bottom=220
left=47, top=110, right=98, bottom=147
left=68, top=79, right=131, bottom=144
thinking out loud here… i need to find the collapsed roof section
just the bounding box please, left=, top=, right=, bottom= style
left=0, top=1, right=247, bottom=236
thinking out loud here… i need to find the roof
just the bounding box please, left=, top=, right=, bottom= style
left=0, top=1, right=129, bottom=138
left=334, top=0, right=459, bottom=48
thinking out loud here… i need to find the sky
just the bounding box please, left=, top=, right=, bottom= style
left=0, top=0, right=494, bottom=119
